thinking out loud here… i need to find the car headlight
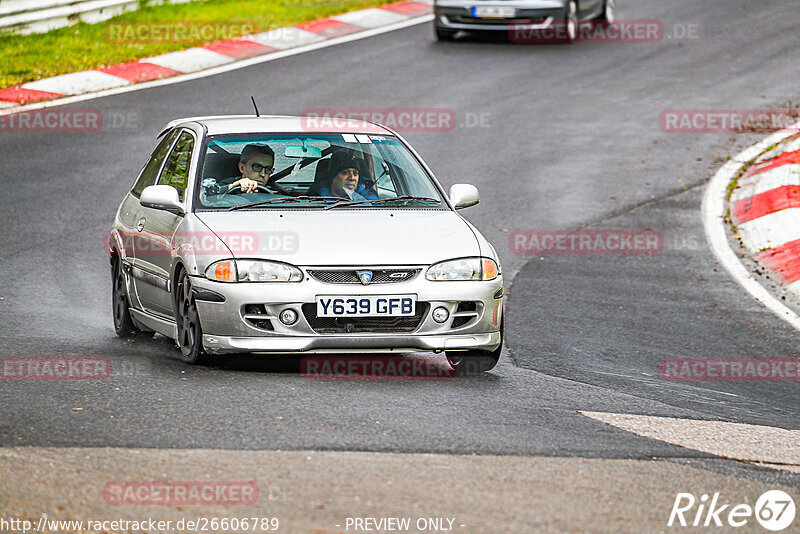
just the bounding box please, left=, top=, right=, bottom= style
left=425, top=257, right=499, bottom=281
left=205, top=259, right=303, bottom=282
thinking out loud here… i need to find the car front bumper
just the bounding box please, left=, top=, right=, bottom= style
left=434, top=1, right=565, bottom=32
left=191, top=269, right=504, bottom=355
left=202, top=331, right=501, bottom=354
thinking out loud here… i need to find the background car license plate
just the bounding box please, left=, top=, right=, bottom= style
left=316, top=295, right=416, bottom=317
left=471, top=6, right=516, bottom=18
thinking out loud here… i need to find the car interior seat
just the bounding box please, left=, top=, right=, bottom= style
left=355, top=158, right=378, bottom=195
left=202, top=151, right=241, bottom=180
left=306, top=158, right=330, bottom=196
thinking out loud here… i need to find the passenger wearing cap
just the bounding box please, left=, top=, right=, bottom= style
left=318, top=151, right=369, bottom=201
left=203, top=144, right=275, bottom=195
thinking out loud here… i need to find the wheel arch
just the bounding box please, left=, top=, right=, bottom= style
left=107, top=229, right=125, bottom=266
left=171, top=261, right=187, bottom=309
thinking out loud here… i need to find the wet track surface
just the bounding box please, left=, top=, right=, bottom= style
left=1, top=0, right=799, bottom=489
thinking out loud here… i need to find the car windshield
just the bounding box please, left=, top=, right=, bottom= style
left=195, top=133, right=446, bottom=210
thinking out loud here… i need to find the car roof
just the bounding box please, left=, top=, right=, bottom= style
left=159, top=115, right=393, bottom=137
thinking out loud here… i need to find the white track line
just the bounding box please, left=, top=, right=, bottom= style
left=0, top=14, right=433, bottom=116
left=702, top=122, right=800, bottom=330
left=243, top=27, right=324, bottom=49
left=142, top=48, right=234, bottom=73
left=333, top=8, right=408, bottom=28
left=581, top=412, right=800, bottom=471
left=23, top=69, right=130, bottom=94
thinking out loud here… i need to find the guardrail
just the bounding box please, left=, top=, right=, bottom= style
left=0, top=0, right=190, bottom=34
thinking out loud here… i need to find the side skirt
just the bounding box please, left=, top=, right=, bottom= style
left=130, top=308, right=178, bottom=340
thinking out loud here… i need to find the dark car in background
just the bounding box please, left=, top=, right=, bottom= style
left=433, top=0, right=615, bottom=41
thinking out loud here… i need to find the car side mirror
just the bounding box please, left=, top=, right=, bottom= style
left=140, top=185, right=185, bottom=215
left=449, top=183, right=480, bottom=210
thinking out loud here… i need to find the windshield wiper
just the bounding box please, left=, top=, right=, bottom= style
left=323, top=196, right=441, bottom=210
left=226, top=196, right=340, bottom=211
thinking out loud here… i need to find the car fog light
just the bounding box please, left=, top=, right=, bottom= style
left=279, top=308, right=298, bottom=325
left=432, top=306, right=450, bottom=324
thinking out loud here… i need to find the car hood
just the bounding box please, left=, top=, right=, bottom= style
left=195, top=209, right=480, bottom=265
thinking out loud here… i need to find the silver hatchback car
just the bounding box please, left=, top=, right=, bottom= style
left=434, top=0, right=615, bottom=41
left=109, top=116, right=504, bottom=373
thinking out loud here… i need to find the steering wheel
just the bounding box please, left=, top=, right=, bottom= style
left=221, top=184, right=272, bottom=196
left=270, top=182, right=291, bottom=195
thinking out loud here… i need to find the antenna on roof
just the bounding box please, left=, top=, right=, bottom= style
left=250, top=96, right=260, bottom=117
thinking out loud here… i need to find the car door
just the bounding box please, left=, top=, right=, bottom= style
left=119, top=129, right=179, bottom=309
left=133, top=129, right=196, bottom=316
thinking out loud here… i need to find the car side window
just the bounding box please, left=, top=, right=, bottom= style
left=363, top=148, right=399, bottom=199
left=372, top=162, right=399, bottom=198
left=158, top=131, right=195, bottom=201
left=131, top=129, right=179, bottom=198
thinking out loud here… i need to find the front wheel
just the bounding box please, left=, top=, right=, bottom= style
left=446, top=319, right=503, bottom=375
left=175, top=271, right=206, bottom=364
left=112, top=258, right=137, bottom=337
left=564, top=0, right=579, bottom=43
left=596, top=0, right=615, bottom=25
left=435, top=27, right=456, bottom=41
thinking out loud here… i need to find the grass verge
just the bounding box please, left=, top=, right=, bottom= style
left=1, top=0, right=397, bottom=89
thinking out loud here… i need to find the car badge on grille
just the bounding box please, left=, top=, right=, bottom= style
left=389, top=272, right=408, bottom=279
left=356, top=270, right=373, bottom=285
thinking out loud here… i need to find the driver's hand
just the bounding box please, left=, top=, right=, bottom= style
left=229, top=178, right=259, bottom=193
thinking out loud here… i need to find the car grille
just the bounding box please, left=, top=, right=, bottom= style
left=307, top=268, right=421, bottom=285
left=301, top=303, right=430, bottom=334
left=451, top=301, right=480, bottom=329
left=242, top=304, right=274, bottom=331
left=449, top=16, right=548, bottom=25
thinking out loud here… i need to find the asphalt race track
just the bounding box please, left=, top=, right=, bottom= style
left=1, top=0, right=800, bottom=530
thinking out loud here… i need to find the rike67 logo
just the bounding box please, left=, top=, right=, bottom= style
left=669, top=490, right=796, bottom=531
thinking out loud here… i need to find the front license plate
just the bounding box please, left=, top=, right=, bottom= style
left=316, top=295, right=417, bottom=317
left=471, top=6, right=516, bottom=18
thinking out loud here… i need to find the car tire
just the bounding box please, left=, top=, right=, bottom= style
left=175, top=270, right=207, bottom=365
left=564, top=0, right=579, bottom=43
left=112, top=257, right=137, bottom=337
left=435, top=26, right=456, bottom=41
left=445, top=317, right=503, bottom=375
left=596, top=0, right=615, bottom=25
